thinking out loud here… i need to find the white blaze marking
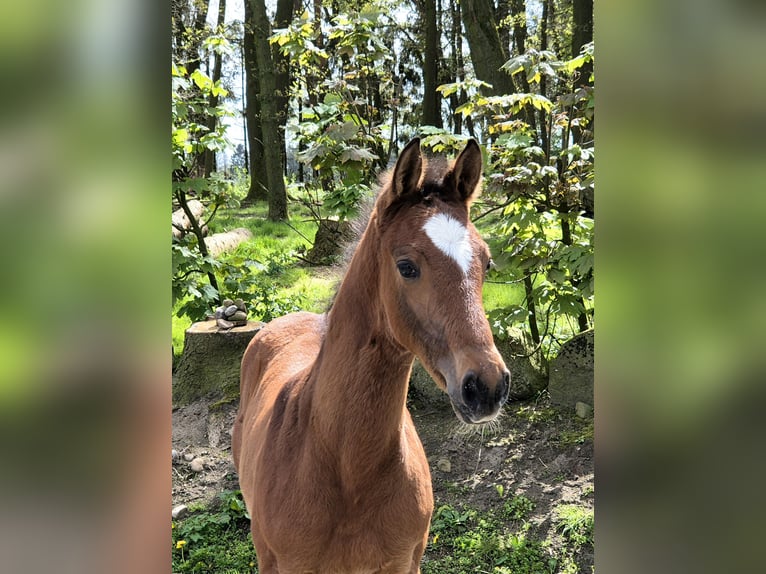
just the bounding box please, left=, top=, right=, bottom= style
left=423, top=213, right=474, bottom=274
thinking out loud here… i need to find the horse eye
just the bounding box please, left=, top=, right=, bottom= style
left=397, top=260, right=420, bottom=279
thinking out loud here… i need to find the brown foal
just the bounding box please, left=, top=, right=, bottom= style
left=232, top=138, right=510, bottom=573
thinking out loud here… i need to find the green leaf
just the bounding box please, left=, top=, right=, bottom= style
left=339, top=146, right=377, bottom=163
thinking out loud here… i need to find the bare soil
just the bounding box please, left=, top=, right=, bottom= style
left=172, top=390, right=593, bottom=570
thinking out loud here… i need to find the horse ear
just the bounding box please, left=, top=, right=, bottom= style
left=392, top=138, right=423, bottom=198
left=451, top=139, right=483, bottom=203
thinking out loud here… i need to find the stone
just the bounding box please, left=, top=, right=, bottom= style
left=234, top=299, right=246, bottom=311
left=495, top=328, right=549, bottom=401
left=224, top=305, right=238, bottom=317
left=436, top=458, right=451, bottom=473
left=222, top=299, right=234, bottom=307
left=575, top=401, right=593, bottom=419
left=214, top=307, right=224, bottom=319
left=190, top=458, right=205, bottom=473
left=171, top=449, right=180, bottom=463
left=216, top=318, right=234, bottom=330
left=229, top=310, right=247, bottom=322
left=183, top=453, right=194, bottom=462
left=172, top=504, right=188, bottom=520
left=548, top=330, right=594, bottom=408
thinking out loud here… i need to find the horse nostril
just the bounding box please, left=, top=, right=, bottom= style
left=461, top=372, right=480, bottom=407
left=496, top=370, right=511, bottom=404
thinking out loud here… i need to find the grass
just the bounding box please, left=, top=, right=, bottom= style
left=172, top=494, right=592, bottom=574
left=554, top=504, right=594, bottom=549
left=423, top=499, right=558, bottom=574
left=172, top=490, right=257, bottom=573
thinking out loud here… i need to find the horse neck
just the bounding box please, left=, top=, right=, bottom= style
left=311, top=214, right=415, bottom=475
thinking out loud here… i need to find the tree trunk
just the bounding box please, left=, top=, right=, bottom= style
left=274, top=0, right=296, bottom=177
left=460, top=0, right=514, bottom=96
left=571, top=0, right=593, bottom=144
left=509, top=0, right=537, bottom=133
left=250, top=0, right=288, bottom=220
left=448, top=0, right=465, bottom=134
left=174, top=320, right=266, bottom=405
left=495, top=0, right=511, bottom=54
left=422, top=0, right=442, bottom=128
left=203, top=0, right=227, bottom=177
left=523, top=272, right=540, bottom=344
left=572, top=0, right=593, bottom=87
left=185, top=0, right=211, bottom=77
left=243, top=0, right=268, bottom=203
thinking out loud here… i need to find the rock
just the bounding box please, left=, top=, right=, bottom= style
left=222, top=299, right=234, bottom=307
left=575, top=401, right=593, bottom=419
left=172, top=504, right=188, bottom=520
left=437, top=458, right=451, bottom=473
left=548, top=453, right=569, bottom=473
left=216, top=318, right=234, bottom=330
left=183, top=453, right=194, bottom=462
left=234, top=299, right=246, bottom=311
left=214, top=306, right=224, bottom=319
left=190, top=458, right=205, bottom=473
left=224, top=305, right=238, bottom=317
left=495, top=328, right=549, bottom=401
left=549, top=330, right=594, bottom=408
left=229, top=310, right=247, bottom=322
left=173, top=319, right=267, bottom=405
left=171, top=449, right=180, bottom=463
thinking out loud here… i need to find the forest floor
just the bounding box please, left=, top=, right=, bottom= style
left=171, top=387, right=593, bottom=573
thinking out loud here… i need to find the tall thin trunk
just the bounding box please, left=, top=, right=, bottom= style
left=572, top=0, right=593, bottom=87
left=538, top=0, right=550, bottom=155
left=509, top=0, right=537, bottom=134
left=452, top=0, right=465, bottom=134
left=186, top=0, right=211, bottom=77
left=243, top=0, right=268, bottom=203
left=523, top=272, right=540, bottom=344
left=496, top=0, right=511, bottom=54
left=250, top=0, right=288, bottom=220
left=204, top=0, right=227, bottom=177
left=571, top=0, right=594, bottom=143
left=422, top=0, right=442, bottom=127
left=274, top=0, right=296, bottom=177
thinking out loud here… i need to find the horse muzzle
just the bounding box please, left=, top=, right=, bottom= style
left=449, top=368, right=510, bottom=424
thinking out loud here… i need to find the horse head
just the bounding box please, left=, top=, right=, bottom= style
left=374, top=138, right=510, bottom=424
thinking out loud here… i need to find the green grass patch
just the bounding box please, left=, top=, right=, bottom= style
left=424, top=502, right=559, bottom=574
left=483, top=279, right=525, bottom=312
left=172, top=491, right=257, bottom=573
left=554, top=504, right=594, bottom=549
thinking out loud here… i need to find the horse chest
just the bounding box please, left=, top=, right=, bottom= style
left=258, top=432, right=433, bottom=570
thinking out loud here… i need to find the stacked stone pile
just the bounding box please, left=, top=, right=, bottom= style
left=213, top=298, right=248, bottom=330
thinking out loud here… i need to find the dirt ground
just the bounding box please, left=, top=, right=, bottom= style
left=172, top=389, right=593, bottom=570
